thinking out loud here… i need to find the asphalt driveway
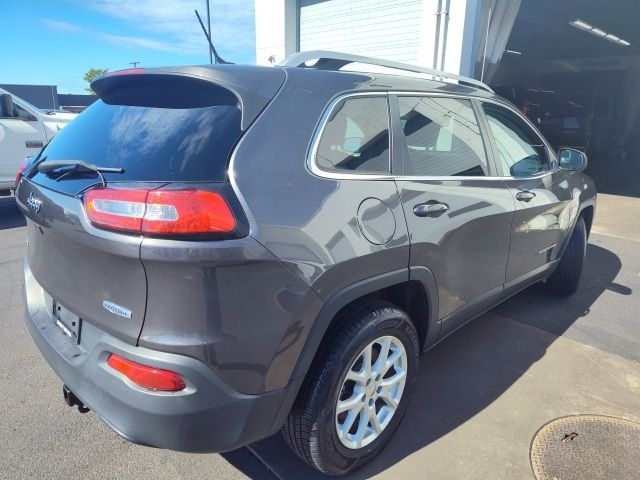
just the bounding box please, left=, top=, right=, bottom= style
left=1, top=194, right=639, bottom=479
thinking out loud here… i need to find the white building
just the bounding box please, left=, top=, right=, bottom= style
left=255, top=0, right=518, bottom=81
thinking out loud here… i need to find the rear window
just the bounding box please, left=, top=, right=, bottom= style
left=29, top=76, right=242, bottom=192
left=315, top=96, right=390, bottom=175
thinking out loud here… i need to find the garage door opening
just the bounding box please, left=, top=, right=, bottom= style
left=490, top=0, right=640, bottom=197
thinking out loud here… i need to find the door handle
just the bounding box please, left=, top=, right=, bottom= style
left=516, top=190, right=536, bottom=202
left=413, top=202, right=449, bottom=218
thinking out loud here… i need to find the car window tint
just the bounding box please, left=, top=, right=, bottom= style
left=14, top=103, right=36, bottom=121
left=28, top=76, right=244, bottom=195
left=397, top=96, right=487, bottom=177
left=0, top=99, right=35, bottom=120
left=482, top=103, right=549, bottom=177
left=316, top=96, right=390, bottom=174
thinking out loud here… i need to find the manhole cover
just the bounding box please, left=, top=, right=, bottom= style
left=531, top=415, right=640, bottom=480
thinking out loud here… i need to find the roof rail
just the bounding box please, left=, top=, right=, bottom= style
left=278, top=50, right=494, bottom=94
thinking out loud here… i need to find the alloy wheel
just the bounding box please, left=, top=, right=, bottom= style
left=335, top=335, right=408, bottom=449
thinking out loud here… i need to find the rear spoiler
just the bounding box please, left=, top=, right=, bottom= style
left=91, top=65, right=285, bottom=131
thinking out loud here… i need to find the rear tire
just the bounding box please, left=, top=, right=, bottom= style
left=545, top=216, right=587, bottom=296
left=282, top=301, right=419, bottom=475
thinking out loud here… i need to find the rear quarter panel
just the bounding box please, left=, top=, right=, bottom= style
left=138, top=235, right=323, bottom=394
left=231, top=69, right=410, bottom=300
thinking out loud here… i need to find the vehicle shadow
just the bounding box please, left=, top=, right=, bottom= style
left=244, top=242, right=627, bottom=479
left=0, top=198, right=26, bottom=230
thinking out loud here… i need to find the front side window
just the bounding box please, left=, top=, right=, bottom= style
left=316, top=96, right=390, bottom=174
left=397, top=96, right=488, bottom=177
left=482, top=103, right=550, bottom=177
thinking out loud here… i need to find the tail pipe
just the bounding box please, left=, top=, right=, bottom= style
left=63, top=385, right=90, bottom=413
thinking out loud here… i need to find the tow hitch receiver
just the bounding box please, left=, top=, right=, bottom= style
left=63, top=385, right=90, bottom=413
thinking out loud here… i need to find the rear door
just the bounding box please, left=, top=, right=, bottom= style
left=18, top=179, right=147, bottom=344
left=392, top=95, right=514, bottom=335
left=16, top=71, right=267, bottom=344
left=478, top=101, right=572, bottom=285
left=0, top=98, right=46, bottom=186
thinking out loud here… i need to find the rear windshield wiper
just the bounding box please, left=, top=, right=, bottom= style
left=37, top=160, right=124, bottom=187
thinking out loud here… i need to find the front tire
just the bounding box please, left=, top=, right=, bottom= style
left=283, top=301, right=419, bottom=475
left=545, top=216, right=587, bottom=296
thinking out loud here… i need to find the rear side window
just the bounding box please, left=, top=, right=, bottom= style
left=397, top=96, right=488, bottom=177
left=29, top=76, right=242, bottom=192
left=315, top=96, right=390, bottom=175
left=482, top=102, right=550, bottom=177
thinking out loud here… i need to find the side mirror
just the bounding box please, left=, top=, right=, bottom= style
left=0, top=93, right=14, bottom=117
left=558, top=147, right=587, bottom=171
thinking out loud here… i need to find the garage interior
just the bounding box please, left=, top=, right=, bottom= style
left=491, top=0, right=640, bottom=197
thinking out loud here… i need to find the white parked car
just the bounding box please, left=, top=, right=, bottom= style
left=0, top=87, right=77, bottom=194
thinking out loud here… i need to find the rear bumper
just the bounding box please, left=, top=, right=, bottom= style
left=23, top=259, right=300, bottom=453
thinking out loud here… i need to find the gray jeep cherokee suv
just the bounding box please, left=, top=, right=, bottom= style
left=17, top=51, right=596, bottom=475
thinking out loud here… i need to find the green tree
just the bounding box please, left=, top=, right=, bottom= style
left=83, top=68, right=109, bottom=94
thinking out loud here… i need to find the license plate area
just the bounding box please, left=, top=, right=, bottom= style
left=52, top=300, right=82, bottom=344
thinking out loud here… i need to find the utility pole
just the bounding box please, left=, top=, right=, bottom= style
left=206, top=0, right=212, bottom=64
left=130, top=61, right=141, bottom=68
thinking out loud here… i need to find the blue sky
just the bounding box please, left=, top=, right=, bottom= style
left=0, top=0, right=255, bottom=93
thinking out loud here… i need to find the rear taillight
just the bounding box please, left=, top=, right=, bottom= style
left=15, top=157, right=30, bottom=187
left=84, top=187, right=236, bottom=236
left=107, top=353, right=186, bottom=391
left=85, top=188, right=147, bottom=232
left=144, top=189, right=236, bottom=234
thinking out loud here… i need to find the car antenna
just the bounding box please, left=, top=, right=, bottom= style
left=194, top=9, right=232, bottom=65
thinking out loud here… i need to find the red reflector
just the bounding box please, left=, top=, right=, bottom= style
left=83, top=187, right=236, bottom=235
left=107, top=353, right=186, bottom=391
left=15, top=158, right=29, bottom=187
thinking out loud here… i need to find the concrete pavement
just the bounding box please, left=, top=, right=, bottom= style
left=250, top=311, right=640, bottom=479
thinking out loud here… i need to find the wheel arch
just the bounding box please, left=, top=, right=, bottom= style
left=290, top=267, right=439, bottom=382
